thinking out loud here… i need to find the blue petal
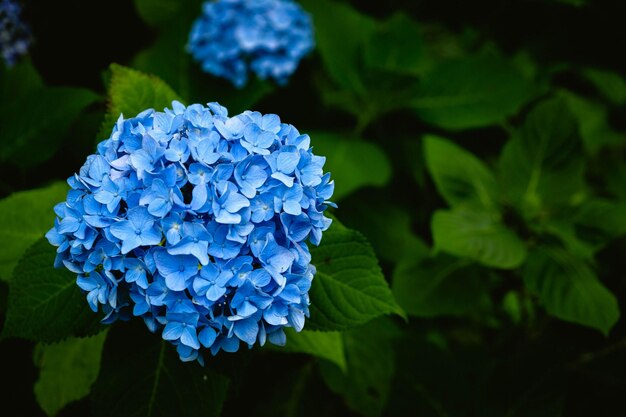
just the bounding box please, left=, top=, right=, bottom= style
left=162, top=322, right=184, bottom=341
left=234, top=318, right=259, bottom=345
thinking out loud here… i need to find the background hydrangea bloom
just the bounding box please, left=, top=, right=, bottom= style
left=46, top=101, right=335, bottom=362
left=0, top=0, right=31, bottom=66
left=187, top=0, right=314, bottom=88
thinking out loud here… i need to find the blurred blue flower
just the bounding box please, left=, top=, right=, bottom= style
left=47, top=101, right=334, bottom=363
left=188, top=0, right=314, bottom=88
left=0, top=0, right=31, bottom=66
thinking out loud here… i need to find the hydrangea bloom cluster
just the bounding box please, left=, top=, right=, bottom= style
left=0, top=0, right=31, bottom=66
left=187, top=0, right=314, bottom=88
left=46, top=101, right=334, bottom=362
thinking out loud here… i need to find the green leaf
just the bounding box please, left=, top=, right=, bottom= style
left=581, top=68, right=626, bottom=106
left=498, top=98, right=586, bottom=215
left=431, top=207, right=527, bottom=269
left=0, top=87, right=99, bottom=168
left=3, top=239, right=102, bottom=342
left=0, top=182, right=68, bottom=281
left=411, top=56, right=535, bottom=130
left=310, top=132, right=391, bottom=200
left=34, top=332, right=107, bottom=417
left=307, top=219, right=404, bottom=331
left=423, top=135, right=499, bottom=210
left=102, top=64, right=181, bottom=137
left=300, top=0, right=376, bottom=94
left=561, top=91, right=624, bottom=153
left=279, top=329, right=347, bottom=372
left=92, top=322, right=229, bottom=417
left=319, top=318, right=397, bottom=417
left=364, top=13, right=428, bottom=76
left=523, top=246, right=620, bottom=335
left=392, top=255, right=490, bottom=317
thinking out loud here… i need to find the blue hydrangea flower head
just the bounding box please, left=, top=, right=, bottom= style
left=0, top=0, right=31, bottom=66
left=188, top=0, right=314, bottom=88
left=47, top=101, right=335, bottom=363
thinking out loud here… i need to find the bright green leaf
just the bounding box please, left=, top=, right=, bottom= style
left=310, top=132, right=391, bottom=200
left=102, top=64, right=181, bottom=137
left=3, top=239, right=102, bottom=342
left=582, top=68, right=626, bottom=106
left=498, top=98, right=586, bottom=215
left=0, top=87, right=99, bottom=168
left=392, top=255, right=490, bottom=317
left=34, top=332, right=107, bottom=417
left=307, top=219, right=404, bottom=331
left=423, top=135, right=499, bottom=210
left=411, top=56, right=535, bottom=130
left=0, top=182, right=68, bottom=281
left=92, top=322, right=229, bottom=417
left=432, top=207, right=527, bottom=269
left=300, top=0, right=376, bottom=95
left=319, top=318, right=397, bottom=417
left=523, top=246, right=620, bottom=335
left=280, top=329, right=347, bottom=372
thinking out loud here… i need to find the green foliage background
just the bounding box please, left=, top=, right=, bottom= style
left=1, top=0, right=626, bottom=416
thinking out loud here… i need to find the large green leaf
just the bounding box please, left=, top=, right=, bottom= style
left=279, top=329, right=347, bottom=372
left=392, top=255, right=490, bottom=318
left=431, top=207, right=527, bottom=269
left=34, top=332, right=107, bottom=416
left=411, top=56, right=535, bottom=130
left=0, top=182, right=68, bottom=281
left=0, top=87, right=99, bottom=168
left=310, top=132, right=391, bottom=200
left=106, top=64, right=181, bottom=123
left=92, top=322, right=229, bottom=417
left=498, top=98, right=586, bottom=215
left=307, top=219, right=404, bottom=331
left=523, top=246, right=620, bottom=335
left=319, top=318, right=397, bottom=417
left=423, top=135, right=499, bottom=210
left=300, top=0, right=376, bottom=95
left=2, top=239, right=102, bottom=342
